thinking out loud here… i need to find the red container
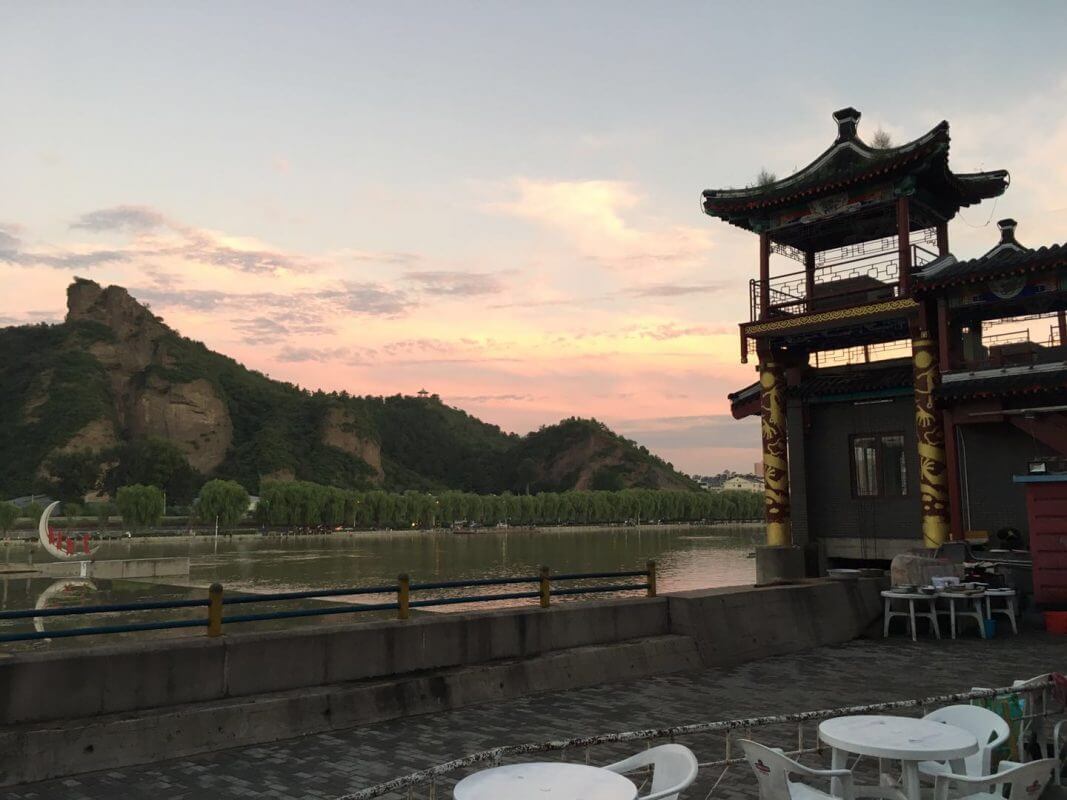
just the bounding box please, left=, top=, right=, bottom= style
left=1021, top=481, right=1067, bottom=605
left=1046, top=611, right=1067, bottom=634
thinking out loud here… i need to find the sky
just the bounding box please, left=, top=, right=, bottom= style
left=4, top=1, right=1067, bottom=475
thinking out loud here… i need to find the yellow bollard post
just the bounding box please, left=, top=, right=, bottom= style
left=647, top=560, right=657, bottom=598
left=398, top=573, right=410, bottom=620
left=539, top=565, right=550, bottom=608
left=207, top=582, right=224, bottom=637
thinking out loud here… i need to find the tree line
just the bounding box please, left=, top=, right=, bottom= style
left=255, top=481, right=762, bottom=529
left=0, top=480, right=762, bottom=535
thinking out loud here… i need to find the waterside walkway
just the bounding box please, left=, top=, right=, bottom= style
left=3, top=631, right=1061, bottom=800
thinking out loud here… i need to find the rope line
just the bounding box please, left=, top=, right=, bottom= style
left=336, top=675, right=1054, bottom=800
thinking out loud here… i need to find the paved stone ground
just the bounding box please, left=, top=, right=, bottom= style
left=3, top=631, right=1063, bottom=800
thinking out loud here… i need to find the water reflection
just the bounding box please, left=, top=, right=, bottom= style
left=0, top=525, right=758, bottom=647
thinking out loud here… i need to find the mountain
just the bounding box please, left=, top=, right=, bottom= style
left=0, top=279, right=698, bottom=501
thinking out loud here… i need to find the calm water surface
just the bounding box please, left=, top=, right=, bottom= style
left=0, top=525, right=758, bottom=647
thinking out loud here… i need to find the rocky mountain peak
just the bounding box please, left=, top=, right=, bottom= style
left=66, top=278, right=167, bottom=343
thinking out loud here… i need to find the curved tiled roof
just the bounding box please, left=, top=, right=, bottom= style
left=916, top=242, right=1067, bottom=290
left=938, top=364, right=1067, bottom=400
left=701, top=109, right=1007, bottom=232
left=790, top=362, right=912, bottom=398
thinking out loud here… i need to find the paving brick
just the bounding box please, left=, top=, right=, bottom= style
left=0, top=632, right=1060, bottom=799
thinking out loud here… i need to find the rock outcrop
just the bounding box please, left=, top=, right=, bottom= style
left=129, top=377, right=232, bottom=473
left=56, top=279, right=234, bottom=474
left=321, top=407, right=384, bottom=482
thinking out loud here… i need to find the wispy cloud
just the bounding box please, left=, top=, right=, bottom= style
left=71, top=205, right=167, bottom=232
left=276, top=345, right=352, bottom=363
left=613, top=414, right=760, bottom=450
left=132, top=283, right=415, bottom=321
left=0, top=221, right=130, bottom=270
left=448, top=393, right=541, bottom=403
left=625, top=283, right=721, bottom=298
left=403, top=270, right=504, bottom=296
left=489, top=177, right=714, bottom=273
left=340, top=249, right=422, bottom=267
left=172, top=232, right=310, bottom=275
left=334, top=282, right=415, bottom=316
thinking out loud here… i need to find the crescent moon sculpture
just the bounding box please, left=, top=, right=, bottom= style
left=33, top=578, right=98, bottom=637
left=38, top=501, right=102, bottom=560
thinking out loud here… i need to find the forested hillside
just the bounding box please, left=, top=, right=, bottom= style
left=1, top=279, right=703, bottom=503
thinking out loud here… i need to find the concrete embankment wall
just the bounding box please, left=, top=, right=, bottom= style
left=0, top=578, right=884, bottom=785
left=36, top=556, right=191, bottom=579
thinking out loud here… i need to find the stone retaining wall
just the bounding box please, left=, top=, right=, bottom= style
left=0, top=577, right=885, bottom=785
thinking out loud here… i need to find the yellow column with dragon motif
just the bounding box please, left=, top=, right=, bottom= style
left=912, top=335, right=950, bottom=548
left=760, top=358, right=791, bottom=546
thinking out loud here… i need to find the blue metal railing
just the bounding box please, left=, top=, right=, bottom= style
left=0, top=563, right=656, bottom=644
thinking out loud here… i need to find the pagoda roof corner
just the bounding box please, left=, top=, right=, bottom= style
left=701, top=108, right=1008, bottom=244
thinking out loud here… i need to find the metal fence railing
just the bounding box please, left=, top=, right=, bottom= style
left=0, top=563, right=657, bottom=644
left=338, top=674, right=1063, bottom=800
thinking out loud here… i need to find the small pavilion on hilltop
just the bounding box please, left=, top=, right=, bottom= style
left=702, top=107, right=1067, bottom=570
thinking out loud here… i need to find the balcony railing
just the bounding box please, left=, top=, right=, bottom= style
left=813, top=338, right=912, bottom=367
left=956, top=327, right=1067, bottom=372
left=749, top=241, right=939, bottom=322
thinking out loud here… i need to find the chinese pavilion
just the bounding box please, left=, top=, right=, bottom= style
left=704, top=108, right=1067, bottom=568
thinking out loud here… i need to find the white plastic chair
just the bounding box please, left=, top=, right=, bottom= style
left=918, top=705, right=1010, bottom=779
left=932, top=758, right=1057, bottom=800
left=603, top=743, right=698, bottom=800
left=740, top=739, right=856, bottom=800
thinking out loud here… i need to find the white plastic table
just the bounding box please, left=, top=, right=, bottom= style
left=984, top=588, right=1019, bottom=634
left=453, top=762, right=638, bottom=800
left=937, top=592, right=987, bottom=639
left=819, top=715, right=977, bottom=800
left=881, top=591, right=941, bottom=641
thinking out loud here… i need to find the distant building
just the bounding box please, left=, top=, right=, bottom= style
left=723, top=475, right=764, bottom=492
left=693, top=472, right=763, bottom=493
left=9, top=495, right=54, bottom=509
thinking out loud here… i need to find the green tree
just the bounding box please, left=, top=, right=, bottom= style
left=591, top=467, right=625, bottom=492
left=195, top=479, right=250, bottom=529
left=0, top=502, right=17, bottom=534
left=45, top=449, right=103, bottom=502
left=116, top=484, right=164, bottom=530
left=21, top=502, right=43, bottom=523
left=89, top=501, right=113, bottom=531
left=515, top=457, right=538, bottom=495
left=104, top=439, right=203, bottom=505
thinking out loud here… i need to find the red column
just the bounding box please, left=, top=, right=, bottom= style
left=1058, top=309, right=1067, bottom=348
left=936, top=222, right=949, bottom=257
left=897, top=197, right=912, bottom=293
left=759, top=233, right=770, bottom=319
left=943, top=410, right=965, bottom=541
left=937, top=298, right=951, bottom=372
left=804, top=250, right=816, bottom=313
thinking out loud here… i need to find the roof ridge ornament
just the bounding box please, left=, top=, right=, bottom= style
left=832, top=107, right=861, bottom=143
left=978, top=218, right=1029, bottom=259
left=998, top=218, right=1020, bottom=247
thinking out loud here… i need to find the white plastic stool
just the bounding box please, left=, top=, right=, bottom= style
left=882, top=591, right=942, bottom=641
left=984, top=589, right=1018, bottom=635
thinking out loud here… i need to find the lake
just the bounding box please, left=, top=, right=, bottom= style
left=0, top=524, right=759, bottom=647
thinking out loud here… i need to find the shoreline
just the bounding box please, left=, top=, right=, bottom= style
left=1, top=520, right=761, bottom=544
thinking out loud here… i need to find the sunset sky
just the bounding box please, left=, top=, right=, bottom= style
left=4, top=1, right=1067, bottom=474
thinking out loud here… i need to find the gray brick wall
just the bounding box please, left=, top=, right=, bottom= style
left=958, top=422, right=1054, bottom=541
left=803, top=395, right=921, bottom=541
